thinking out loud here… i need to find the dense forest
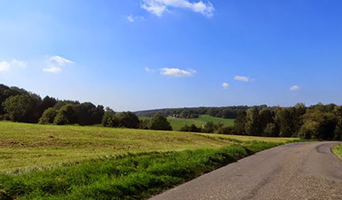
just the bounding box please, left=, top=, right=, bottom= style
left=1, top=84, right=341, bottom=140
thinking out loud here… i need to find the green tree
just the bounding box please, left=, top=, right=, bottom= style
left=116, top=112, right=140, bottom=128
left=201, top=121, right=216, bottom=133
left=39, top=108, right=57, bottom=124
left=54, top=104, right=77, bottom=125
left=149, top=113, right=172, bottom=130
left=245, top=108, right=261, bottom=136
left=2, top=94, right=35, bottom=122
left=234, top=111, right=247, bottom=135
left=101, top=110, right=118, bottom=127
left=263, top=123, right=277, bottom=137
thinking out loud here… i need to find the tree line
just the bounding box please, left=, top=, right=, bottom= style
left=1, top=84, right=342, bottom=140
left=135, top=106, right=265, bottom=119
left=179, top=103, right=342, bottom=141
left=0, top=84, right=172, bottom=131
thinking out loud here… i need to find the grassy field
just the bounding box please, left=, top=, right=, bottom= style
left=0, top=121, right=293, bottom=172
left=332, top=144, right=342, bottom=158
left=0, top=121, right=300, bottom=199
left=140, top=115, right=235, bottom=130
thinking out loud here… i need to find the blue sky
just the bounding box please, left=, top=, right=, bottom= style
left=0, top=0, right=342, bottom=111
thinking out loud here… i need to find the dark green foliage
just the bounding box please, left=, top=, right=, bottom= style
left=40, top=96, right=57, bottom=111
left=2, top=94, right=37, bottom=122
left=0, top=84, right=27, bottom=116
left=39, top=108, right=57, bottom=124
left=139, top=119, right=151, bottom=129
left=201, top=121, right=216, bottom=133
left=75, top=103, right=104, bottom=126
left=116, top=112, right=140, bottom=128
left=0, top=142, right=279, bottom=200
left=234, top=111, right=247, bottom=135
left=102, top=110, right=118, bottom=127
left=102, top=111, right=140, bottom=129
left=180, top=124, right=201, bottom=132
left=299, top=110, right=337, bottom=140
left=263, top=123, right=277, bottom=137
left=245, top=108, right=261, bottom=136
left=149, top=114, right=172, bottom=130
left=217, top=126, right=234, bottom=135
left=54, top=104, right=77, bottom=125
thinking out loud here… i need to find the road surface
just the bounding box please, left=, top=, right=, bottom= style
left=150, top=142, right=342, bottom=200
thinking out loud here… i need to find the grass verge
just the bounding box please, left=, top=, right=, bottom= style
left=0, top=142, right=281, bottom=200
left=332, top=144, right=342, bottom=159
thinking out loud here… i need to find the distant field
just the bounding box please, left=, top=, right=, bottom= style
left=140, top=115, right=235, bottom=130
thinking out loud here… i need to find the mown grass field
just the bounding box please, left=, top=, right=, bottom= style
left=0, top=121, right=299, bottom=199
left=333, top=144, right=342, bottom=158
left=140, top=115, right=235, bottom=130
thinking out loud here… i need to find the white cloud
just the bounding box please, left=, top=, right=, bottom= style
left=290, top=85, right=301, bottom=91
left=160, top=67, right=196, bottom=77
left=43, top=67, right=62, bottom=73
left=43, top=56, right=74, bottom=73
left=0, top=59, right=27, bottom=72
left=222, top=82, right=229, bottom=89
left=141, top=0, right=214, bottom=17
left=0, top=61, right=10, bottom=72
left=50, top=56, right=74, bottom=66
left=127, top=15, right=135, bottom=23
left=145, top=67, right=156, bottom=73
left=234, top=75, right=251, bottom=82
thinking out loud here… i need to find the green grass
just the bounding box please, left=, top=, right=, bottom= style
left=0, top=142, right=281, bottom=200
left=140, top=115, right=235, bottom=131
left=0, top=121, right=237, bottom=172
left=332, top=144, right=342, bottom=158
left=0, top=121, right=301, bottom=200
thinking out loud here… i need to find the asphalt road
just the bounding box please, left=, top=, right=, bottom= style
left=150, top=142, right=342, bottom=200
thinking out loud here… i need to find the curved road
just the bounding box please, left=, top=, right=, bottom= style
left=151, top=142, right=342, bottom=200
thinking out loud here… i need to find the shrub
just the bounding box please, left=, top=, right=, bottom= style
left=217, top=126, right=234, bottom=135
left=54, top=104, right=77, bottom=125
left=149, top=114, right=172, bottom=131
left=39, top=108, right=57, bottom=124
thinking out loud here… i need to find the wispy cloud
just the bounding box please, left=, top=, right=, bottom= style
left=127, top=15, right=135, bottom=23
left=141, top=0, right=214, bottom=18
left=234, top=75, right=252, bottom=82
left=43, top=56, right=74, bottom=73
left=0, top=59, right=27, bottom=72
left=145, top=67, right=156, bottom=73
left=290, top=85, right=301, bottom=91
left=222, top=82, right=229, bottom=89
left=160, top=67, right=196, bottom=77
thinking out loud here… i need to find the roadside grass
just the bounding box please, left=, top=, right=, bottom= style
left=0, top=142, right=281, bottom=200
left=140, top=115, right=235, bottom=131
left=332, top=144, right=342, bottom=158
left=0, top=121, right=234, bottom=172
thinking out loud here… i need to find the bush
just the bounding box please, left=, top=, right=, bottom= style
left=201, top=121, right=216, bottom=133
left=54, top=104, right=77, bottom=125
left=217, top=126, right=234, bottom=135
left=116, top=112, right=140, bottom=129
left=39, top=108, right=57, bottom=124
left=149, top=114, right=172, bottom=131
left=180, top=124, right=200, bottom=132
left=101, top=111, right=118, bottom=127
